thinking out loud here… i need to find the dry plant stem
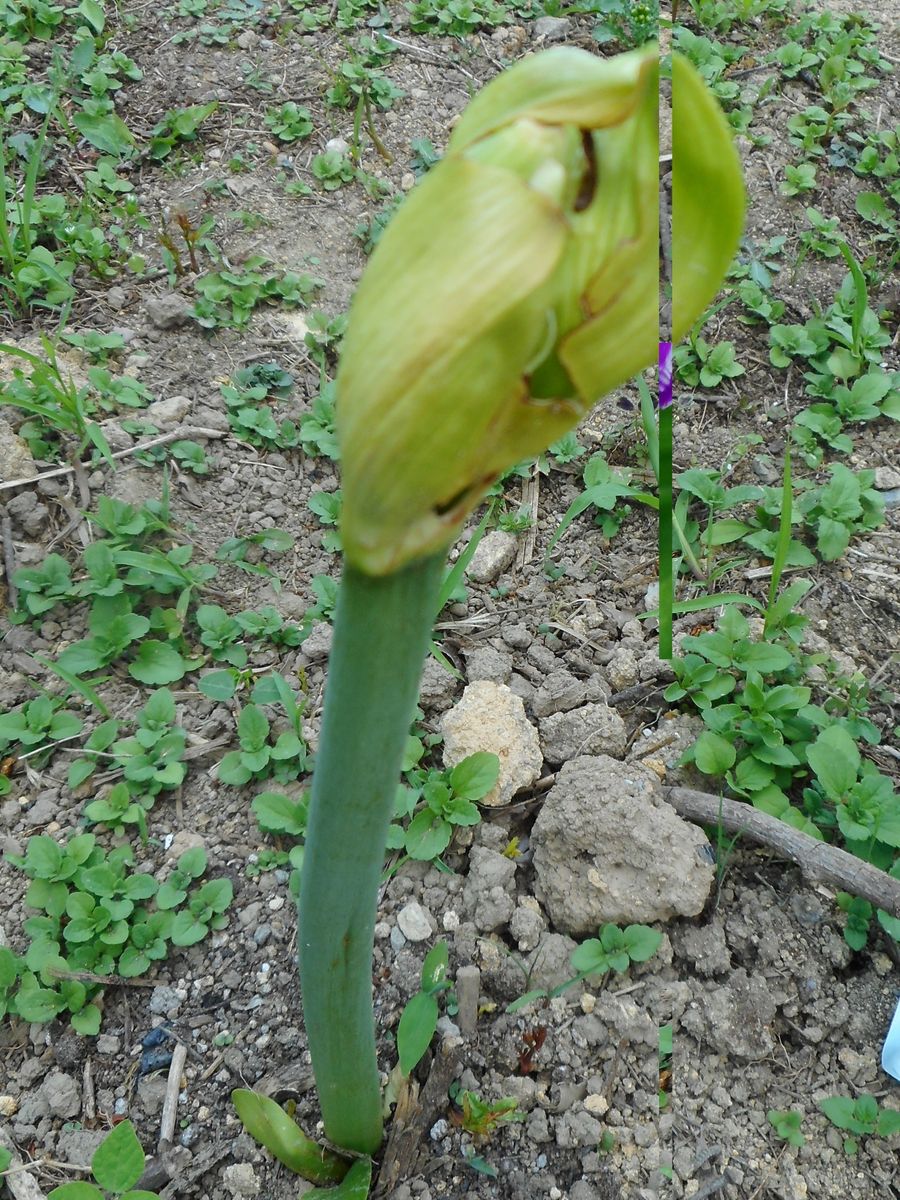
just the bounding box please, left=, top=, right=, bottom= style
left=0, top=427, right=230, bottom=493
left=298, top=551, right=446, bottom=1155
left=1, top=512, right=17, bottom=607
left=375, top=1038, right=462, bottom=1198
left=665, top=786, right=900, bottom=917
left=0, top=1132, right=47, bottom=1200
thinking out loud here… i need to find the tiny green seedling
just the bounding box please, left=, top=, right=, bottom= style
left=507, top=922, right=662, bottom=1013
left=396, top=941, right=450, bottom=1076
left=448, top=1084, right=525, bottom=1139
left=767, top=1108, right=806, bottom=1147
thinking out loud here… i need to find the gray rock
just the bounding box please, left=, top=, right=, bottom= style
left=465, top=530, right=517, bottom=584
left=501, top=623, right=531, bottom=650
left=96, top=1035, right=120, bottom=1055
left=106, top=286, right=127, bottom=310
left=23, top=793, right=58, bottom=825
left=475, top=930, right=578, bottom=1004
left=97, top=418, right=135, bottom=451
left=463, top=645, right=512, bottom=684
left=6, top=490, right=49, bottom=536
left=525, top=1106, right=552, bottom=1143
left=145, top=292, right=192, bottom=330
left=455, top=964, right=481, bottom=1036
left=300, top=622, right=333, bottom=660
left=509, top=900, right=545, bottom=951
left=222, top=1163, right=261, bottom=1196
left=532, top=669, right=605, bottom=718
left=137, top=1073, right=169, bottom=1115
left=683, top=968, right=776, bottom=1059
left=238, top=901, right=262, bottom=929
left=539, top=702, right=627, bottom=765
left=40, top=1069, right=80, bottom=1118
left=874, top=465, right=900, bottom=490
left=673, top=918, right=731, bottom=977
left=191, top=404, right=231, bottom=432
left=556, top=1109, right=602, bottom=1148
left=441, top=681, right=542, bottom=806
left=418, top=655, right=459, bottom=712
left=54, top=1128, right=107, bottom=1168
left=397, top=901, right=434, bottom=942
left=606, top=647, right=640, bottom=691
left=462, top=846, right=516, bottom=932
left=531, top=756, right=714, bottom=933
left=533, top=15, right=572, bottom=40
left=15, top=1091, right=49, bottom=1125
left=146, top=394, right=191, bottom=425
left=0, top=417, right=36, bottom=484
left=149, top=984, right=183, bottom=1016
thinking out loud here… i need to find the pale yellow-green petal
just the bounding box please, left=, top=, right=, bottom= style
left=672, top=52, right=746, bottom=340
left=338, top=158, right=567, bottom=574
left=449, top=45, right=658, bottom=152
left=548, top=56, right=659, bottom=399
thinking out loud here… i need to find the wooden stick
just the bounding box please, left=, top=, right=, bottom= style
left=1, top=513, right=17, bottom=608
left=158, top=1043, right=188, bottom=1151
left=82, top=1058, right=96, bottom=1124
left=664, top=786, right=900, bottom=918
left=0, top=428, right=230, bottom=493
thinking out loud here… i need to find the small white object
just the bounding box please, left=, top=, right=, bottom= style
left=397, top=901, right=432, bottom=942
left=882, top=994, right=900, bottom=1081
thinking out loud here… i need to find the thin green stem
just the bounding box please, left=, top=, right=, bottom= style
left=658, top=401, right=673, bottom=659
left=297, top=551, right=446, bottom=1155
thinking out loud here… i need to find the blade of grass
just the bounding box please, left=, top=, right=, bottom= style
left=764, top=441, right=792, bottom=636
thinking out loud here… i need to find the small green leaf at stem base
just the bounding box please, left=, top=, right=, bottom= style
left=231, top=1090, right=349, bottom=1184
left=303, top=1159, right=373, bottom=1198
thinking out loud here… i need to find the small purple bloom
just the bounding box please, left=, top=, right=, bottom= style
left=658, top=342, right=673, bottom=410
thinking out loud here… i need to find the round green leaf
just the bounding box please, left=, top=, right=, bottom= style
left=129, top=642, right=187, bottom=685
left=693, top=731, right=736, bottom=775
left=91, top=1120, right=145, bottom=1193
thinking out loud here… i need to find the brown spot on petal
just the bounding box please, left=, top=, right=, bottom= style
left=574, top=130, right=598, bottom=212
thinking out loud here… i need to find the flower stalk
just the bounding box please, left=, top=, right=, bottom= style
left=294, top=42, right=745, bottom=1163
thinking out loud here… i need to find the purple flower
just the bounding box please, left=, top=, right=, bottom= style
left=658, top=341, right=673, bottom=409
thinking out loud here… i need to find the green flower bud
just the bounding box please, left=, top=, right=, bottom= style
left=336, top=45, right=742, bottom=575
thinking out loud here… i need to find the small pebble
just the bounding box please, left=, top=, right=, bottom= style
left=397, top=901, right=433, bottom=942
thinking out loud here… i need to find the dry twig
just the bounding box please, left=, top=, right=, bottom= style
left=665, top=786, right=900, bottom=917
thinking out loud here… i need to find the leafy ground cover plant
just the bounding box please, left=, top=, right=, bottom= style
left=217, top=703, right=308, bottom=787
left=818, top=1094, right=900, bottom=1155
left=668, top=597, right=899, bottom=947
left=387, top=751, right=496, bottom=864
left=192, top=256, right=323, bottom=328
left=0, top=695, right=83, bottom=766
left=3, top=836, right=231, bottom=1031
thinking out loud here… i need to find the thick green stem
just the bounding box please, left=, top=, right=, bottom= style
left=297, top=551, right=445, bottom=1155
